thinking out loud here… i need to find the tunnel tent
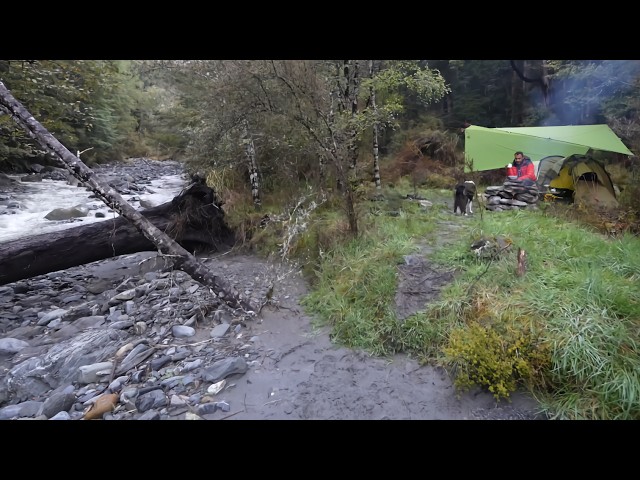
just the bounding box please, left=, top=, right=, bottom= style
left=536, top=155, right=567, bottom=190
left=537, top=153, right=619, bottom=208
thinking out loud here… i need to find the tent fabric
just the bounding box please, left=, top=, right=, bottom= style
left=573, top=181, right=619, bottom=209
left=536, top=155, right=567, bottom=189
left=542, top=154, right=619, bottom=208
left=464, top=124, right=634, bottom=172
left=547, top=161, right=575, bottom=190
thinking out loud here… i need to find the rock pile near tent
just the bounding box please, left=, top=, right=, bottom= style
left=483, top=180, right=540, bottom=211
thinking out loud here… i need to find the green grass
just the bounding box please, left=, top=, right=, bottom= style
left=301, top=222, right=418, bottom=355
left=296, top=183, right=640, bottom=419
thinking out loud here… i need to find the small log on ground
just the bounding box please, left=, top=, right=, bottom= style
left=0, top=182, right=235, bottom=286
left=517, top=248, right=527, bottom=277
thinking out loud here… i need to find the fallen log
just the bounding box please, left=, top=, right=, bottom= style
left=0, top=182, right=234, bottom=286
left=0, top=80, right=252, bottom=311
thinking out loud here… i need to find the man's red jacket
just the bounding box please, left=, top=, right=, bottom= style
left=506, top=157, right=537, bottom=182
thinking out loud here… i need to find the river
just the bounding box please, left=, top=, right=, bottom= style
left=0, top=161, right=187, bottom=244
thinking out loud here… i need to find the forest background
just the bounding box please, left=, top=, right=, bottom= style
left=2, top=60, right=639, bottom=197
left=2, top=60, right=640, bottom=420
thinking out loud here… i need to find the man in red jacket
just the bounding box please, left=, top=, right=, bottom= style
left=506, top=151, right=537, bottom=186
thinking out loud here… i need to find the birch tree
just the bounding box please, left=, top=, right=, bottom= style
left=369, top=60, right=381, bottom=190
left=243, top=118, right=262, bottom=209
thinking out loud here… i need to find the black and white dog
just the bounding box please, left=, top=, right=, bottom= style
left=453, top=180, right=476, bottom=216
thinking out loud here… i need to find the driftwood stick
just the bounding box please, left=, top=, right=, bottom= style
left=517, top=248, right=527, bottom=277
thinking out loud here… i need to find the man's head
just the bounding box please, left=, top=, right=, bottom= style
left=514, top=151, right=525, bottom=164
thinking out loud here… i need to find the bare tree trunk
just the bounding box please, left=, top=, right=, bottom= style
left=510, top=61, right=525, bottom=125
left=372, top=123, right=381, bottom=189
left=540, top=60, right=550, bottom=107
left=0, top=81, right=253, bottom=312
left=349, top=60, right=360, bottom=176
left=369, top=60, right=381, bottom=190
left=333, top=62, right=359, bottom=236
left=328, top=88, right=344, bottom=193
left=444, top=93, right=453, bottom=115
left=319, top=153, right=326, bottom=187
left=242, top=119, right=261, bottom=210
left=325, top=90, right=356, bottom=234
left=510, top=59, right=551, bottom=116
left=269, top=59, right=358, bottom=236
left=344, top=60, right=360, bottom=179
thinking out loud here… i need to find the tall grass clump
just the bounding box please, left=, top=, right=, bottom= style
left=285, top=176, right=640, bottom=418
left=301, top=233, right=412, bottom=355
left=427, top=207, right=640, bottom=417
left=301, top=184, right=449, bottom=356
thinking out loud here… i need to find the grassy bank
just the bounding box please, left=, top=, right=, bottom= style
left=293, top=182, right=640, bottom=419
left=219, top=170, right=640, bottom=419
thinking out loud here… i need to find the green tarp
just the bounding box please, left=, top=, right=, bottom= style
left=464, top=124, right=634, bottom=172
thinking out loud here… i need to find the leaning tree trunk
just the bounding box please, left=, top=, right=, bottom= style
left=0, top=81, right=253, bottom=312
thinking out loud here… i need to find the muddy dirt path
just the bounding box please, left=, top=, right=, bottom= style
left=201, top=236, right=546, bottom=420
